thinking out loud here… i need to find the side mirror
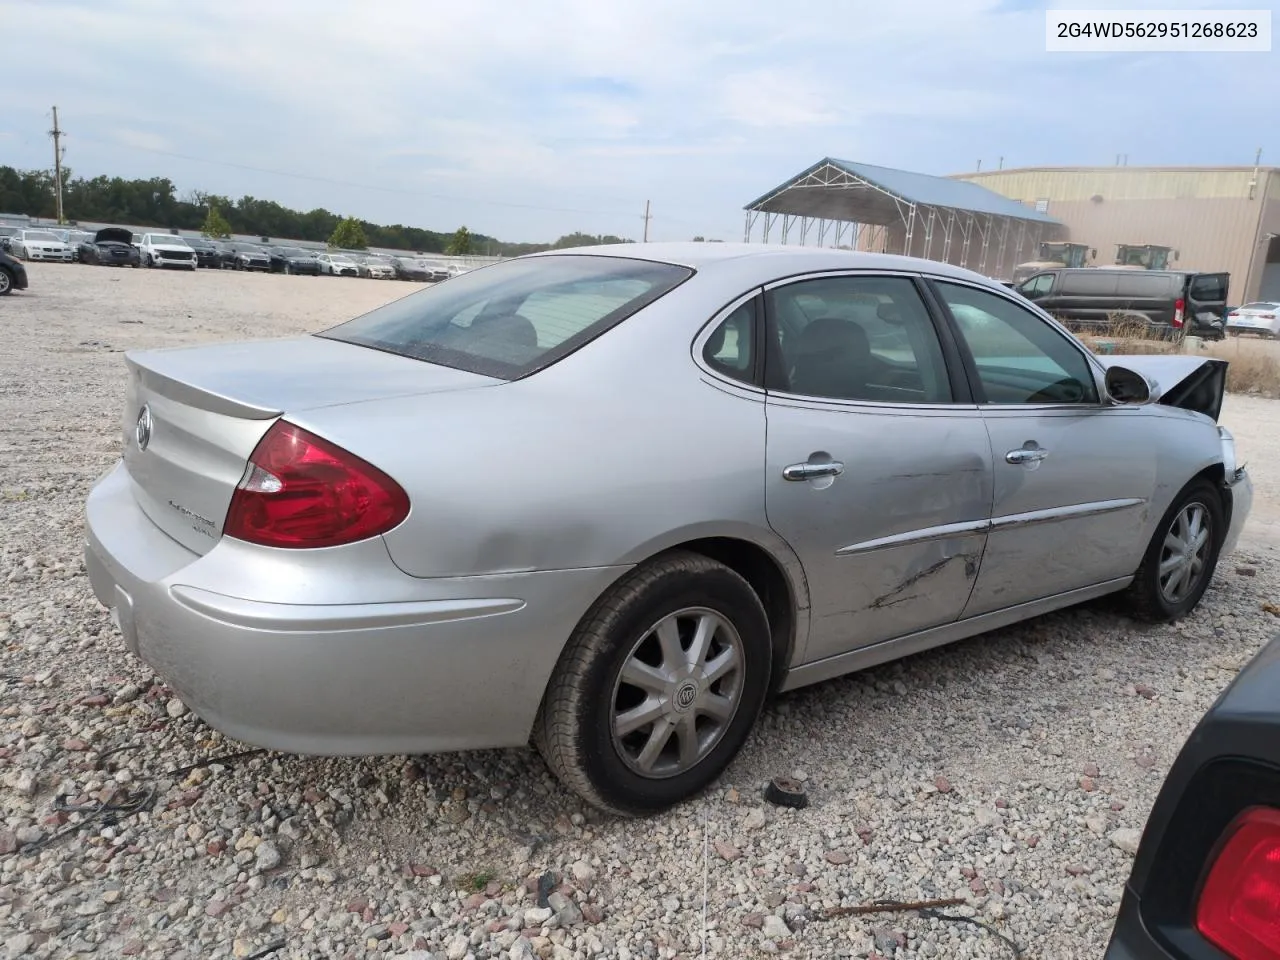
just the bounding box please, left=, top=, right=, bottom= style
left=1104, top=365, right=1156, bottom=405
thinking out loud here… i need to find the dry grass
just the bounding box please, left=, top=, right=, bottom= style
left=1203, top=338, right=1280, bottom=398
left=1075, top=311, right=1178, bottom=357
left=1068, top=312, right=1280, bottom=396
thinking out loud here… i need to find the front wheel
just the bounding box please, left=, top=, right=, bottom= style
left=535, top=551, right=771, bottom=816
left=1123, top=479, right=1224, bottom=622
left=0, top=269, right=12, bottom=295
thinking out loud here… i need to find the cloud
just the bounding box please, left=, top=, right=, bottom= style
left=1, top=0, right=1276, bottom=242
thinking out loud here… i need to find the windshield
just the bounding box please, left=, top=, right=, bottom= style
left=320, top=255, right=691, bottom=379
left=24, top=231, right=60, bottom=242
left=1239, top=302, right=1279, bottom=311
left=282, top=248, right=311, bottom=257
left=154, top=236, right=191, bottom=247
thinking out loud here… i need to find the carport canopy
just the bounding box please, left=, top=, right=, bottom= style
left=744, top=157, right=1060, bottom=228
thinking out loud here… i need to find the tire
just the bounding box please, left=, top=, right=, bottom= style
left=1122, top=478, right=1225, bottom=622
left=0, top=269, right=12, bottom=295
left=535, top=551, right=772, bottom=816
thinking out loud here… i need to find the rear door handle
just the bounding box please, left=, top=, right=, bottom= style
left=783, top=461, right=845, bottom=481
left=1005, top=447, right=1049, bottom=465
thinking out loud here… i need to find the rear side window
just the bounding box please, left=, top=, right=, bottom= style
left=320, top=255, right=692, bottom=379
left=702, top=299, right=757, bottom=383
left=1117, top=273, right=1175, bottom=298
left=1190, top=274, right=1227, bottom=301
left=1058, top=271, right=1118, bottom=296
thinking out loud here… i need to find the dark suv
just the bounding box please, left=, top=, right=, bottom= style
left=1015, top=268, right=1229, bottom=340
left=0, top=249, right=28, bottom=295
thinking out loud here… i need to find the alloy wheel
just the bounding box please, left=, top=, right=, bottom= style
left=610, top=607, right=745, bottom=779
left=1158, top=501, right=1213, bottom=604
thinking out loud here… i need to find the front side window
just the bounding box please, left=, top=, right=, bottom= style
left=766, top=275, right=952, bottom=403
left=1019, top=273, right=1054, bottom=299
left=321, top=255, right=692, bottom=379
left=934, top=281, right=1099, bottom=405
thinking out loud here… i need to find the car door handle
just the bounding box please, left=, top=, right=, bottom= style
left=1005, top=448, right=1050, bottom=465
left=783, top=461, right=845, bottom=481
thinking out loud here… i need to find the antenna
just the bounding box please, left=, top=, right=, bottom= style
left=642, top=200, right=652, bottom=242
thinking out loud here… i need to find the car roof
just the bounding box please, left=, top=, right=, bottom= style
left=524, top=241, right=997, bottom=284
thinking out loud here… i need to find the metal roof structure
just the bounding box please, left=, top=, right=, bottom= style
left=743, top=157, right=1064, bottom=280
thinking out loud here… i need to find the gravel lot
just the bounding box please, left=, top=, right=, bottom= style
left=2, top=263, right=1278, bottom=960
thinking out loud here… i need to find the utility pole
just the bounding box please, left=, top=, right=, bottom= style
left=642, top=200, right=651, bottom=242
left=49, top=106, right=66, bottom=224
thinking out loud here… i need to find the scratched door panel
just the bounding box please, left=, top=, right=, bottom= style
left=764, top=398, right=993, bottom=665
left=963, top=407, right=1155, bottom=616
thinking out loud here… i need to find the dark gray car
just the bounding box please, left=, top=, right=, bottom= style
left=1016, top=268, right=1229, bottom=340
left=1104, top=634, right=1280, bottom=958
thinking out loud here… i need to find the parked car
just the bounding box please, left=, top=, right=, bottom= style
left=357, top=255, right=398, bottom=279
left=316, top=253, right=360, bottom=277
left=1016, top=268, right=1229, bottom=340
left=417, top=259, right=453, bottom=282
left=10, top=229, right=75, bottom=262
left=0, top=226, right=19, bottom=252
left=391, top=258, right=437, bottom=282
left=77, top=227, right=141, bottom=267
left=218, top=242, right=271, bottom=272
left=83, top=244, right=1251, bottom=815
left=1225, top=301, right=1280, bottom=339
left=184, top=237, right=221, bottom=269
left=139, top=233, right=196, bottom=270
left=1104, top=635, right=1279, bottom=959
left=268, top=246, right=322, bottom=276
left=0, top=249, right=28, bottom=294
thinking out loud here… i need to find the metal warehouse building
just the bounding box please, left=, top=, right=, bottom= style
left=954, top=165, right=1280, bottom=303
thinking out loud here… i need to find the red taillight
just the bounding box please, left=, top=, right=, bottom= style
left=1196, top=806, right=1280, bottom=960
left=224, top=421, right=409, bottom=549
left=1261, top=314, right=1277, bottom=320
left=1173, top=298, right=1185, bottom=328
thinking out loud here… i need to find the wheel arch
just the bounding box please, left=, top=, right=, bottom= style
left=610, top=525, right=809, bottom=691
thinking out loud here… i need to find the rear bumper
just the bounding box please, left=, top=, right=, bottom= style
left=84, top=462, right=625, bottom=755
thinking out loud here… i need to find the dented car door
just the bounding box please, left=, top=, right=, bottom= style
left=930, top=279, right=1157, bottom=615
left=761, top=273, right=994, bottom=665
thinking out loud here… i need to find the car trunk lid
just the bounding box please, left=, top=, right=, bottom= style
left=121, top=336, right=497, bottom=554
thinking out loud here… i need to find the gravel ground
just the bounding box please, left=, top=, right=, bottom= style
left=2, top=263, right=1277, bottom=960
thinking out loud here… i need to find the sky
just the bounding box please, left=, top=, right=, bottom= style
left=3, top=0, right=1276, bottom=244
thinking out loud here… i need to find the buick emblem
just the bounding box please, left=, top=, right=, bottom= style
left=674, top=681, right=699, bottom=711
left=135, top=404, right=153, bottom=451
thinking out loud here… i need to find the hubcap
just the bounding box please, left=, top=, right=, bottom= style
left=610, top=607, right=745, bottom=779
left=0, top=272, right=9, bottom=293
left=1158, top=501, right=1212, bottom=604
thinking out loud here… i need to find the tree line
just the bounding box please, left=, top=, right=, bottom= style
left=0, top=165, right=636, bottom=255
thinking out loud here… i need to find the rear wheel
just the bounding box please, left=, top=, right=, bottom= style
left=1123, top=479, right=1224, bottom=621
left=535, top=551, right=771, bottom=815
left=0, top=269, right=12, bottom=295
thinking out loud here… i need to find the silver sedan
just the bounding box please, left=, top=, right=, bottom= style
left=84, top=244, right=1252, bottom=814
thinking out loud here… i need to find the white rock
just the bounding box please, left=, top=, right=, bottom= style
left=255, top=841, right=282, bottom=870
left=762, top=915, right=791, bottom=939
left=5, top=933, right=34, bottom=958
left=446, top=934, right=470, bottom=960
left=744, top=809, right=766, bottom=831
left=1110, top=828, right=1143, bottom=855
left=166, top=697, right=189, bottom=718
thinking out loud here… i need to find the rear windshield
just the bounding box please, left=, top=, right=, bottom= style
left=319, top=255, right=693, bottom=379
